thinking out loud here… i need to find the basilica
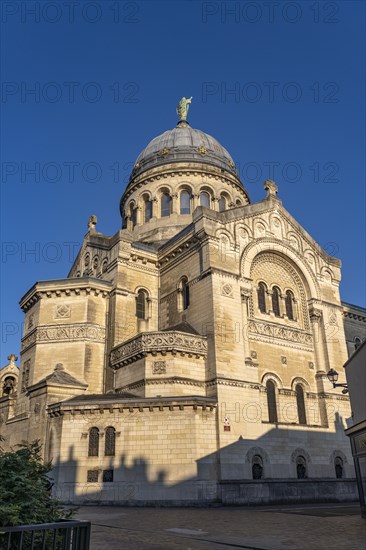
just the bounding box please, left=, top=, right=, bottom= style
left=1, top=101, right=365, bottom=505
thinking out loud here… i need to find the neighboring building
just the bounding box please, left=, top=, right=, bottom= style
left=1, top=106, right=366, bottom=505
left=342, top=302, right=366, bottom=357
left=345, top=341, right=366, bottom=518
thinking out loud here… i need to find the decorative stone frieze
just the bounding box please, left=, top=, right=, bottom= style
left=248, top=320, right=313, bottom=350
left=21, top=323, right=106, bottom=352
left=110, top=330, right=207, bottom=368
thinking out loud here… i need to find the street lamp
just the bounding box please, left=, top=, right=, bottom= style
left=327, top=368, right=348, bottom=394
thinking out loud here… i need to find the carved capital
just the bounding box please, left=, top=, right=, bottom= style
left=309, top=308, right=322, bottom=322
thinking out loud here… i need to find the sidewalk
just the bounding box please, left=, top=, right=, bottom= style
left=76, top=502, right=365, bottom=549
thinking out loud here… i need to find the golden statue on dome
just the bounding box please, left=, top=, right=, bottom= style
left=176, top=96, right=192, bottom=121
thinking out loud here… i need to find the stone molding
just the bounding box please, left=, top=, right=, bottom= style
left=206, top=377, right=261, bottom=390
left=343, top=310, right=366, bottom=322
left=21, top=323, right=106, bottom=352
left=117, top=376, right=206, bottom=392
left=110, top=331, right=207, bottom=368
left=20, top=279, right=111, bottom=312
left=48, top=397, right=217, bottom=417
left=247, top=320, right=313, bottom=350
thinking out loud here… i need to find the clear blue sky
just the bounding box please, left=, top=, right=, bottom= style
left=1, top=1, right=365, bottom=362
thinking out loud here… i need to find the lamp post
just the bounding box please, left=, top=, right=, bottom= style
left=327, top=368, right=348, bottom=394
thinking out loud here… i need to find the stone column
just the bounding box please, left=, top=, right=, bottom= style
left=212, top=196, right=219, bottom=212
left=310, top=306, right=330, bottom=427
left=315, top=371, right=329, bottom=427
left=240, top=287, right=253, bottom=369
left=192, top=193, right=200, bottom=211
left=309, top=306, right=330, bottom=373
left=171, top=193, right=178, bottom=214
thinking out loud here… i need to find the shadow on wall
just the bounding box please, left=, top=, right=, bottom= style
left=50, top=412, right=358, bottom=506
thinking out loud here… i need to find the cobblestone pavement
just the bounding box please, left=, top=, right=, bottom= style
left=76, top=502, right=366, bottom=550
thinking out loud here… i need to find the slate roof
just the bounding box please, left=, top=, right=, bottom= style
left=127, top=121, right=240, bottom=183
left=162, top=321, right=199, bottom=335
left=35, top=364, right=87, bottom=388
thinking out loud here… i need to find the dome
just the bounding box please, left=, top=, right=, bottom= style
left=129, top=120, right=240, bottom=182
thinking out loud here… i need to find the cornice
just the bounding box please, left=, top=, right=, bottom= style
left=47, top=395, right=217, bottom=417
left=20, top=278, right=112, bottom=312
left=117, top=376, right=206, bottom=392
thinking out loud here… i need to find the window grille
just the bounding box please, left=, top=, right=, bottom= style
left=295, top=385, right=307, bottom=425
left=88, top=428, right=99, bottom=457
left=136, top=290, right=147, bottom=320
left=105, top=427, right=116, bottom=456
left=272, top=287, right=281, bottom=317
left=180, top=190, right=191, bottom=214
left=161, top=193, right=171, bottom=217
left=257, top=283, right=267, bottom=313
left=266, top=380, right=278, bottom=423
left=285, top=290, right=294, bottom=320
left=87, top=470, right=99, bottom=482
left=252, top=455, right=263, bottom=479
left=102, top=470, right=114, bottom=483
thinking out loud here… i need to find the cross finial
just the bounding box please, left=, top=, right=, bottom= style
left=7, top=354, right=18, bottom=363
left=264, top=180, right=278, bottom=197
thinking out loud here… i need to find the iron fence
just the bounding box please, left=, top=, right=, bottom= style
left=0, top=520, right=90, bottom=550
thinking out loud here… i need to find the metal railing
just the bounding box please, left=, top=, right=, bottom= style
left=0, top=520, right=90, bottom=550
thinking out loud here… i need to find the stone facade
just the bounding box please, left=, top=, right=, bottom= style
left=1, top=116, right=366, bottom=505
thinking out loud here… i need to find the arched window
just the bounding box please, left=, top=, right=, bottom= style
left=88, top=427, right=99, bottom=457
left=181, top=277, right=190, bottom=310
left=296, top=455, right=307, bottom=479
left=2, top=376, right=16, bottom=396
left=144, top=198, right=153, bottom=222
left=105, top=427, right=116, bottom=457
left=200, top=192, right=210, bottom=208
left=180, top=190, right=191, bottom=214
left=334, top=456, right=344, bottom=479
left=130, top=204, right=137, bottom=228
left=136, top=289, right=148, bottom=320
left=285, top=290, right=294, bottom=320
left=218, top=196, right=226, bottom=212
left=235, top=199, right=242, bottom=206
left=161, top=193, right=171, bottom=217
left=266, top=380, right=278, bottom=423
left=272, top=286, right=281, bottom=317
left=295, top=384, right=307, bottom=425
left=257, top=283, right=267, bottom=314
left=252, top=455, right=263, bottom=479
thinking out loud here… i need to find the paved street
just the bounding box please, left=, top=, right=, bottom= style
left=76, top=502, right=366, bottom=550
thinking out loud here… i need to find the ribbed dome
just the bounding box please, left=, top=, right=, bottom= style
left=129, top=121, right=240, bottom=181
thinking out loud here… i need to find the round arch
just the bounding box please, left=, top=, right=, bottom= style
left=241, top=239, right=321, bottom=300
left=290, top=376, right=310, bottom=392
left=261, top=372, right=283, bottom=389
left=246, top=446, right=270, bottom=464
